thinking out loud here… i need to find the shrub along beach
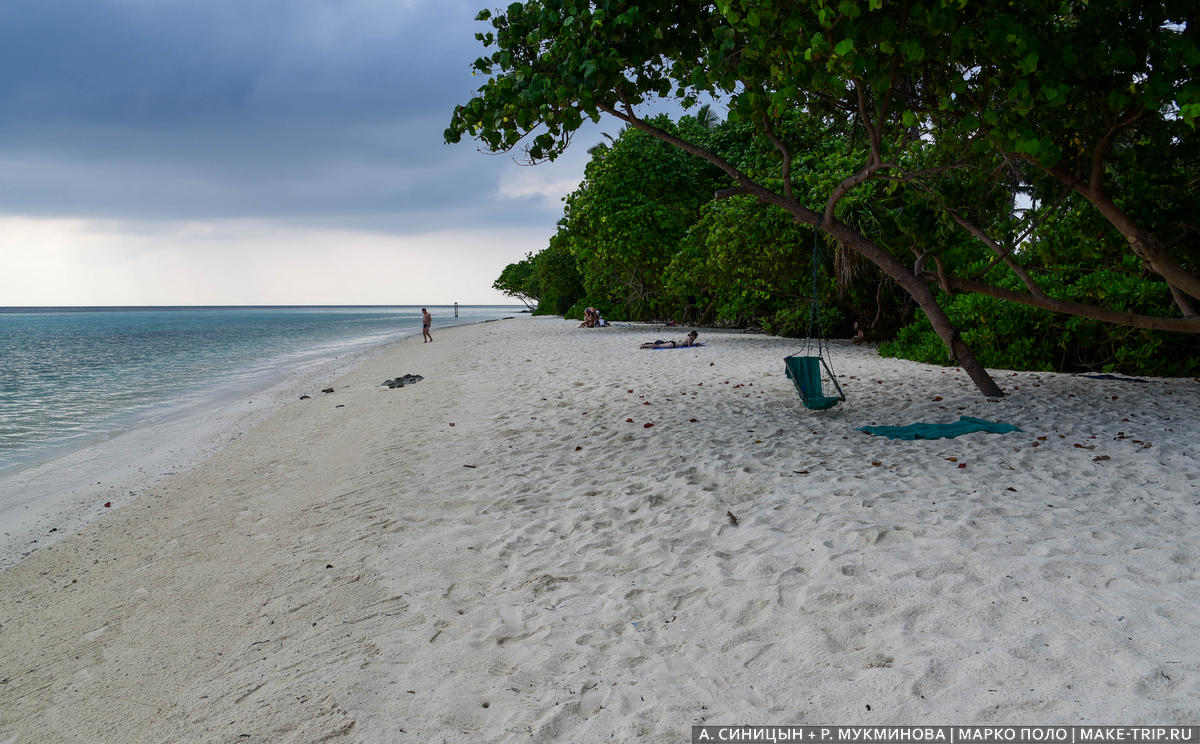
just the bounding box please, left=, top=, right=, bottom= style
left=2, top=316, right=1198, bottom=739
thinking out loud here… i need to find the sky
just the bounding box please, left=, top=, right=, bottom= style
left=0, top=0, right=606, bottom=305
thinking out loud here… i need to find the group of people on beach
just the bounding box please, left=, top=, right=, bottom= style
left=579, top=307, right=609, bottom=328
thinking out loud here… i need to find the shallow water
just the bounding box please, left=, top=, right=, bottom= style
left=0, top=305, right=516, bottom=475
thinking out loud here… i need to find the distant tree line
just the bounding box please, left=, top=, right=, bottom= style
left=469, top=2, right=1200, bottom=385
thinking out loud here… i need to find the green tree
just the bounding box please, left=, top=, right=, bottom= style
left=447, top=1, right=1200, bottom=397
left=492, top=253, right=541, bottom=310
left=556, top=117, right=724, bottom=319
left=532, top=232, right=586, bottom=315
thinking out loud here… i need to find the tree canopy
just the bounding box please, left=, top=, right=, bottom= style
left=449, top=0, right=1200, bottom=396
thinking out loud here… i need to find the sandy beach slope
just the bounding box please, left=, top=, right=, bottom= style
left=1, top=316, right=1198, bottom=741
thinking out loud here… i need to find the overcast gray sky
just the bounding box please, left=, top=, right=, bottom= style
left=0, top=0, right=600, bottom=305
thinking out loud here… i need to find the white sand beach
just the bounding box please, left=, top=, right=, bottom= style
left=2, top=316, right=1198, bottom=742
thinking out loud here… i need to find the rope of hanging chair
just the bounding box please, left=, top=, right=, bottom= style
left=784, top=218, right=847, bottom=408
left=801, top=219, right=826, bottom=358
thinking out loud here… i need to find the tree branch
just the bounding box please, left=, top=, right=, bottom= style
left=853, top=79, right=883, bottom=163
left=1025, top=132, right=1200, bottom=305
left=932, top=273, right=1200, bottom=333
left=597, top=102, right=820, bottom=224
left=1090, top=108, right=1145, bottom=191
left=824, top=161, right=891, bottom=226
left=944, top=207, right=1045, bottom=296
left=761, top=116, right=794, bottom=203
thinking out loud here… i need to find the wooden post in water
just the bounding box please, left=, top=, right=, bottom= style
left=454, top=302, right=459, bottom=317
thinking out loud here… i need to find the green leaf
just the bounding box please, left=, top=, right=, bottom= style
left=1013, top=137, right=1041, bottom=155
left=835, top=38, right=854, bottom=56
left=900, top=41, right=924, bottom=63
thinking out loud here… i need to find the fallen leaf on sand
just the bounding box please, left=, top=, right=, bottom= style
left=946, top=457, right=958, bottom=462
left=794, top=470, right=809, bottom=475
left=871, top=461, right=881, bottom=467
left=643, top=423, right=654, bottom=428
left=104, top=502, right=111, bottom=508
left=575, top=446, right=582, bottom=451
left=1093, top=455, right=1111, bottom=461
left=626, top=418, right=634, bottom=423
left=689, top=418, right=698, bottom=423
left=957, top=463, right=967, bottom=469
left=726, top=511, right=739, bottom=526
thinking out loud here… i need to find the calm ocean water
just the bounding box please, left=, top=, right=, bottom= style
left=0, top=305, right=517, bottom=475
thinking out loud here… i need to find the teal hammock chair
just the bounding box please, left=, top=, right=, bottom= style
left=785, top=222, right=846, bottom=411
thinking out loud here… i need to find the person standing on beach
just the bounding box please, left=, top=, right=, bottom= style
left=421, top=308, right=432, bottom=342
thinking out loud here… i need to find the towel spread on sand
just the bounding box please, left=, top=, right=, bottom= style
left=856, top=415, right=1021, bottom=440
left=648, top=343, right=705, bottom=349
left=1083, top=374, right=1148, bottom=383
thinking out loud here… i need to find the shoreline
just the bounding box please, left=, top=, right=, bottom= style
left=1, top=316, right=1198, bottom=738
left=0, top=333, right=403, bottom=570
left=0, top=312, right=512, bottom=570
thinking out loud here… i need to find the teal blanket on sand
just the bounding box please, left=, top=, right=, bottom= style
left=856, top=416, right=1021, bottom=440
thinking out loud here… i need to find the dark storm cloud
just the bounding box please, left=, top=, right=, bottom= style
left=0, top=0, right=570, bottom=230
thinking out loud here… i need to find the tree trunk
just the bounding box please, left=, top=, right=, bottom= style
left=607, top=107, right=1006, bottom=397
left=827, top=222, right=1006, bottom=397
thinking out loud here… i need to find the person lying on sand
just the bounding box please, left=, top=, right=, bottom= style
left=640, top=331, right=699, bottom=349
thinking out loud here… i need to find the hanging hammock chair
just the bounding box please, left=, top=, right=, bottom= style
left=785, top=221, right=846, bottom=411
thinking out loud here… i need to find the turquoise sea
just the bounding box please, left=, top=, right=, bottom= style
left=0, top=305, right=517, bottom=476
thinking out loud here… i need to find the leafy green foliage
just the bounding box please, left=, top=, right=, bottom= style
left=452, top=0, right=1200, bottom=384
left=882, top=269, right=1199, bottom=376
left=492, top=253, right=540, bottom=309
left=525, top=234, right=584, bottom=315
left=557, top=118, right=722, bottom=319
